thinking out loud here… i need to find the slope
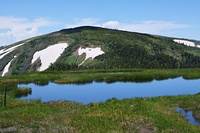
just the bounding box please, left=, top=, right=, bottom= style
left=1, top=26, right=200, bottom=76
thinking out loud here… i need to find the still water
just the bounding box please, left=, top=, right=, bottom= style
left=176, top=107, right=200, bottom=126
left=18, top=77, right=200, bottom=104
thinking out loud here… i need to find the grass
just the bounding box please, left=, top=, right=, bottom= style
left=0, top=94, right=200, bottom=132
left=0, top=68, right=200, bottom=132
left=0, top=84, right=32, bottom=98
left=1, top=68, right=200, bottom=84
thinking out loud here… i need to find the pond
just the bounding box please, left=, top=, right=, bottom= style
left=176, top=107, right=200, bottom=126
left=18, top=77, right=200, bottom=104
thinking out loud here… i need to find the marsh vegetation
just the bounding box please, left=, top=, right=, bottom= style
left=0, top=68, right=200, bottom=132
left=0, top=93, right=200, bottom=132
left=1, top=68, right=200, bottom=84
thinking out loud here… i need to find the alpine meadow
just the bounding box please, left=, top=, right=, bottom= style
left=1, top=26, right=200, bottom=132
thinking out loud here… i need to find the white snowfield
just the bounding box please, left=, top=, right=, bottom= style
left=0, top=43, right=24, bottom=59
left=173, top=39, right=196, bottom=47
left=31, top=43, right=68, bottom=71
left=2, top=56, right=17, bottom=77
left=78, top=47, right=105, bottom=66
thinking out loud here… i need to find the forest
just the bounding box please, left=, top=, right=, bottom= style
left=1, top=26, right=200, bottom=75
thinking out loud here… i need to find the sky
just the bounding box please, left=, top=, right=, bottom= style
left=0, top=0, right=200, bottom=46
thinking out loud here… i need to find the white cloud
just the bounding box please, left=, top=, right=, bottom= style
left=66, top=18, right=191, bottom=36
left=102, top=21, right=120, bottom=27
left=1, top=17, right=191, bottom=46
left=0, top=16, right=56, bottom=46
left=102, top=20, right=191, bottom=34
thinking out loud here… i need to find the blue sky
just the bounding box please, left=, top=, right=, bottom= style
left=0, top=0, right=199, bottom=46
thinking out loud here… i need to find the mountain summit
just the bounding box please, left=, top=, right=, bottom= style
left=1, top=26, right=200, bottom=76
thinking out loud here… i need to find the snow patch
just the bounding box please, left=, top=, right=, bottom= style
left=173, top=39, right=196, bottom=47
left=2, top=56, right=17, bottom=77
left=31, top=43, right=68, bottom=71
left=0, top=43, right=24, bottom=59
left=78, top=47, right=105, bottom=66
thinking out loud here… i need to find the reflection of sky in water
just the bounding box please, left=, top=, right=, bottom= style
left=18, top=77, right=200, bottom=104
left=176, top=107, right=200, bottom=126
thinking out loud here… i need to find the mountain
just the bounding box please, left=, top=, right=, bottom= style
left=1, top=26, right=200, bottom=76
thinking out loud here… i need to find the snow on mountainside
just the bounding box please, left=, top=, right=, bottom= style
left=1, top=26, right=200, bottom=76
left=78, top=47, right=105, bottom=66
left=31, top=43, right=68, bottom=71
left=0, top=42, right=105, bottom=76
left=0, top=43, right=24, bottom=59
left=2, top=56, right=17, bottom=76
left=173, top=39, right=198, bottom=47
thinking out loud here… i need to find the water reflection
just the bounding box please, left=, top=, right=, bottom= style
left=18, top=77, right=200, bottom=104
left=176, top=107, right=200, bottom=126
left=0, top=84, right=32, bottom=98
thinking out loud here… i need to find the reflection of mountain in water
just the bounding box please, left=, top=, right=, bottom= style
left=17, top=77, right=200, bottom=104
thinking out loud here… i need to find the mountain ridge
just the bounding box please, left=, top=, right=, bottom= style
left=1, top=26, right=200, bottom=76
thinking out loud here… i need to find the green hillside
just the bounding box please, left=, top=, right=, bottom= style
left=1, top=26, right=200, bottom=75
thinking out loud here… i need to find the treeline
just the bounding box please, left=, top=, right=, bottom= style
left=180, top=52, right=200, bottom=68
left=2, top=26, right=200, bottom=75
left=48, top=43, right=200, bottom=71
left=49, top=27, right=200, bottom=70
left=84, top=43, right=179, bottom=69
left=48, top=63, right=78, bottom=70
